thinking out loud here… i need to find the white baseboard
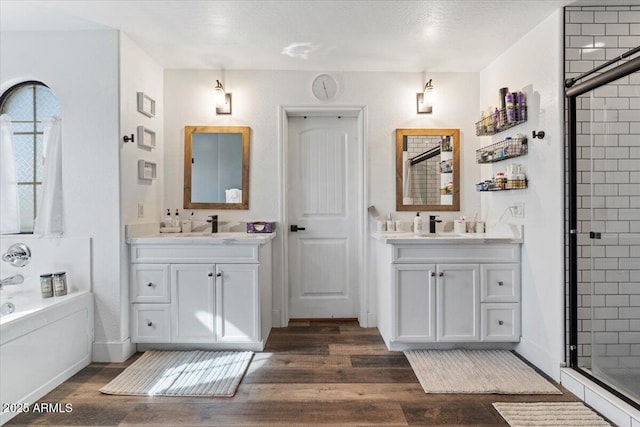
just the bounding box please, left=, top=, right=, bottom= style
left=515, top=335, right=562, bottom=382
left=92, top=338, right=136, bottom=363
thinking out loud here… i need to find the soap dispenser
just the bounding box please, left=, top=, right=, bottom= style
left=163, top=209, right=172, bottom=227
left=173, top=209, right=180, bottom=227
left=413, top=212, right=423, bottom=235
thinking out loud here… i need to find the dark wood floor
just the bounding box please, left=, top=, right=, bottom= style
left=7, top=320, right=605, bottom=426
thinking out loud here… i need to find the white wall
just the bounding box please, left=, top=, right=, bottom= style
left=0, top=30, right=124, bottom=361
left=479, top=10, right=565, bottom=381
left=119, top=34, right=165, bottom=354
left=164, top=70, right=480, bottom=325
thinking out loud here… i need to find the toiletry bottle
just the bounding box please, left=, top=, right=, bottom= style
left=164, top=209, right=172, bottom=227
left=386, top=214, right=395, bottom=232
left=505, top=92, right=515, bottom=123
left=413, top=212, right=423, bottom=235
left=516, top=91, right=526, bottom=122
left=173, top=209, right=180, bottom=227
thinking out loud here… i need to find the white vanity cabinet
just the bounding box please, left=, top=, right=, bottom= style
left=375, top=234, right=521, bottom=350
left=128, top=233, right=273, bottom=351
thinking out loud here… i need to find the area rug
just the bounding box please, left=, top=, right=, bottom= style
left=100, top=350, right=253, bottom=397
left=404, top=349, right=561, bottom=394
left=492, top=402, right=611, bottom=426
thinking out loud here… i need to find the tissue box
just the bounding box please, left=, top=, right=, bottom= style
left=246, top=221, right=275, bottom=233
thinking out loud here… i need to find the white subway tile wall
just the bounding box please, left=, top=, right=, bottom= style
left=407, top=136, right=441, bottom=205
left=565, top=5, right=640, bottom=383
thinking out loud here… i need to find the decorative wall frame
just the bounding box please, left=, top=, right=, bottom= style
left=137, top=126, right=156, bottom=149
left=137, top=92, right=156, bottom=117
left=138, top=160, right=157, bottom=180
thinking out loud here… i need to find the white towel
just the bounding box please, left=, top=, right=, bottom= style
left=225, top=188, right=242, bottom=203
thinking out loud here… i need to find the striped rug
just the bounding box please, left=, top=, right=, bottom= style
left=493, top=402, right=611, bottom=426
left=404, top=349, right=561, bottom=394
left=100, top=350, right=253, bottom=397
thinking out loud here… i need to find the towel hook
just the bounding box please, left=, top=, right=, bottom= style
left=123, top=134, right=135, bottom=143
left=532, top=130, right=545, bottom=139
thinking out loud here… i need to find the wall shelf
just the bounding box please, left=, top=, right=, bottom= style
left=476, top=137, right=528, bottom=164
left=475, top=106, right=527, bottom=136
left=138, top=160, right=157, bottom=180
left=476, top=179, right=528, bottom=191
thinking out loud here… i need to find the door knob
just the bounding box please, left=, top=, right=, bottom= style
left=290, top=225, right=306, bottom=232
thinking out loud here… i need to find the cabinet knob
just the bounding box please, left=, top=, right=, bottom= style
left=208, top=272, right=213, bottom=277
left=147, top=321, right=153, bottom=327
left=498, top=320, right=504, bottom=325
left=430, top=272, right=436, bottom=277
left=439, top=272, right=444, bottom=277
left=216, top=272, right=222, bottom=277
left=498, top=281, right=504, bottom=286
left=146, top=282, right=153, bottom=287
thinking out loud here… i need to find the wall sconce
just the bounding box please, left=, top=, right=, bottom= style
left=416, top=79, right=435, bottom=114
left=214, top=80, right=232, bottom=115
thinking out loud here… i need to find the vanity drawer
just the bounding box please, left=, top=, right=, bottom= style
left=132, top=304, right=171, bottom=343
left=131, top=244, right=258, bottom=263
left=481, top=303, right=520, bottom=342
left=481, top=264, right=520, bottom=302
left=393, top=244, right=520, bottom=264
left=131, top=264, right=170, bottom=303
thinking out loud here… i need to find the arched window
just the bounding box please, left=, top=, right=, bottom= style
left=0, top=81, right=61, bottom=233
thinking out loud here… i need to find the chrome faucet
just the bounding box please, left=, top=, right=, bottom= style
left=0, top=274, right=24, bottom=290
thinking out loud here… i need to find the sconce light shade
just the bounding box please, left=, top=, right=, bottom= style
left=214, top=80, right=232, bottom=115
left=416, top=79, right=434, bottom=114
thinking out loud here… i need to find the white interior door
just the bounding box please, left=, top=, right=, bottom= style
left=287, top=115, right=359, bottom=319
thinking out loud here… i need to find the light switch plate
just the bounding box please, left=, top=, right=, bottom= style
left=137, top=203, right=144, bottom=218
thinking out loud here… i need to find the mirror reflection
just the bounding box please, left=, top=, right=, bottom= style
left=396, top=128, right=460, bottom=212
left=183, top=126, right=250, bottom=210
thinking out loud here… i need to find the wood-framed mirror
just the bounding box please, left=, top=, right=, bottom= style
left=184, top=126, right=250, bottom=210
left=396, top=128, right=460, bottom=212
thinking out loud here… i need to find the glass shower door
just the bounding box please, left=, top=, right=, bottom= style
left=581, top=70, right=640, bottom=403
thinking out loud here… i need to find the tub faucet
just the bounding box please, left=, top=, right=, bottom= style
left=0, top=274, right=24, bottom=290
left=429, top=215, right=442, bottom=234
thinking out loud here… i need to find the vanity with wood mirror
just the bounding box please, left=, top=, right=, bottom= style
left=396, top=128, right=460, bottom=211
left=183, top=126, right=250, bottom=210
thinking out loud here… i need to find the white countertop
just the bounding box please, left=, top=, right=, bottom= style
left=372, top=224, right=523, bottom=244
left=127, top=231, right=276, bottom=245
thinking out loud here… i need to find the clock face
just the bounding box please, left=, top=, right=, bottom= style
left=312, top=74, right=338, bottom=100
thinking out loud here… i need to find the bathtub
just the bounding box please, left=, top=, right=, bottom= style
left=0, top=288, right=93, bottom=425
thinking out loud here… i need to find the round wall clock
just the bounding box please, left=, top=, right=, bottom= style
left=312, top=74, right=338, bottom=100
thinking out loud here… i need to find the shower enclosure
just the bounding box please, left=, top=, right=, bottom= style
left=567, top=52, right=640, bottom=408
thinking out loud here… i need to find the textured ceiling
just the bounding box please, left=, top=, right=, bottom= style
left=1, top=0, right=581, bottom=72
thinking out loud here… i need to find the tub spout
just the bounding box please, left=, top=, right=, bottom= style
left=0, top=274, right=24, bottom=289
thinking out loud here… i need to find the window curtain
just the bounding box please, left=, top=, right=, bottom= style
left=34, top=116, right=63, bottom=236
left=0, top=114, right=21, bottom=234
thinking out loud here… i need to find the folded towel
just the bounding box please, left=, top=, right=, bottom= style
left=225, top=188, right=242, bottom=203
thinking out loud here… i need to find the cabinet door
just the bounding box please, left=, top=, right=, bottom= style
left=481, top=303, right=520, bottom=342
left=131, top=264, right=170, bottom=303
left=171, top=264, right=215, bottom=342
left=481, top=264, right=520, bottom=303
left=132, top=304, right=171, bottom=342
left=436, top=263, right=480, bottom=342
left=393, top=264, right=436, bottom=342
left=216, top=264, right=259, bottom=343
